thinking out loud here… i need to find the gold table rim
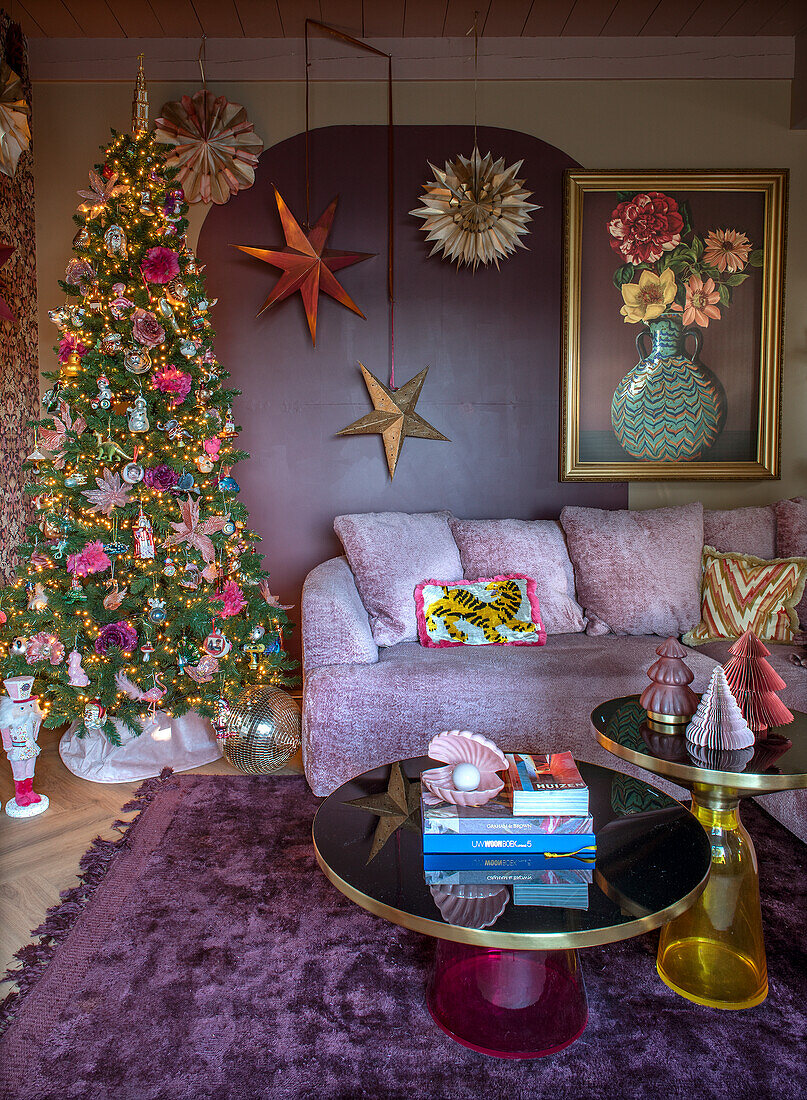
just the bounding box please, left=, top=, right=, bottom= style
left=592, top=696, right=807, bottom=796
left=312, top=762, right=710, bottom=951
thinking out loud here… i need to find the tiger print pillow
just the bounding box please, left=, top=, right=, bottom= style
left=414, top=574, right=547, bottom=648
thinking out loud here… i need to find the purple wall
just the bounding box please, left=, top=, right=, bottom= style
left=197, top=125, right=627, bottom=658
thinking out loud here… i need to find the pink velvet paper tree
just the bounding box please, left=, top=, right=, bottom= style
left=640, top=638, right=698, bottom=722
left=723, top=629, right=794, bottom=734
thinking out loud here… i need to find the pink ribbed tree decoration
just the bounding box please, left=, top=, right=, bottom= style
left=640, top=637, right=698, bottom=722
left=723, top=629, right=793, bottom=734
left=685, top=667, right=755, bottom=751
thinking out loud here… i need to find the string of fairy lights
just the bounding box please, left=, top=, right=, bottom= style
left=0, top=115, right=296, bottom=742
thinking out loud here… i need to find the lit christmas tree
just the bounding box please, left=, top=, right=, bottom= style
left=0, top=61, right=296, bottom=746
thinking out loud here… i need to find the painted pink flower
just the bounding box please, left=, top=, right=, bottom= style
left=131, top=308, right=166, bottom=348
left=152, top=365, right=192, bottom=407
left=67, top=540, right=111, bottom=577
left=141, top=246, right=180, bottom=285
left=702, top=228, right=751, bottom=273
left=673, top=274, right=722, bottom=328
left=95, top=620, right=138, bottom=655
left=211, top=581, right=247, bottom=619
left=58, top=335, right=88, bottom=363
left=608, top=192, right=684, bottom=265
left=143, top=463, right=179, bottom=491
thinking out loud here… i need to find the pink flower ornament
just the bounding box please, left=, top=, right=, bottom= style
left=141, top=246, right=181, bottom=285
left=211, top=580, right=247, bottom=619
left=131, top=308, right=166, bottom=348
left=152, top=365, right=192, bottom=407
left=67, top=540, right=111, bottom=577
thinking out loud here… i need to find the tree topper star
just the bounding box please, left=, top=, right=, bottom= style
left=337, top=363, right=450, bottom=479
left=237, top=187, right=373, bottom=346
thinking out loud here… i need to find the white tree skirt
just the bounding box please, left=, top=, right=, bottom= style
left=59, top=710, right=222, bottom=784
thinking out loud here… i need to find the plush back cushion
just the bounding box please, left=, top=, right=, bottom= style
left=334, top=511, right=462, bottom=647
left=774, top=497, right=807, bottom=627
left=683, top=546, right=807, bottom=646
left=415, top=575, right=547, bottom=648
left=703, top=506, right=776, bottom=559
left=449, top=518, right=585, bottom=634
left=559, top=503, right=704, bottom=637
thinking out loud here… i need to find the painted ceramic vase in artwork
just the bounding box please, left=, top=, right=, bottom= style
left=611, top=313, right=726, bottom=461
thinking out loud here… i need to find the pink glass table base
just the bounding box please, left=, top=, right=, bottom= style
left=426, top=941, right=588, bottom=1059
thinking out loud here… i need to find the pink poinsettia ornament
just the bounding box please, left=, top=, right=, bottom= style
left=141, top=246, right=180, bottom=284
left=152, top=365, right=192, bottom=407
left=211, top=580, right=247, bottom=618
left=66, top=540, right=111, bottom=577
left=58, top=335, right=88, bottom=363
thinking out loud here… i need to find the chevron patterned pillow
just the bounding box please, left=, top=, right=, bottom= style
left=683, top=546, right=807, bottom=646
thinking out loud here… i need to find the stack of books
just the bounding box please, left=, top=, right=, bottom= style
left=422, top=752, right=595, bottom=909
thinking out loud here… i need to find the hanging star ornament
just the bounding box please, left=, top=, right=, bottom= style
left=237, top=187, right=373, bottom=346
left=342, top=762, right=421, bottom=863
left=337, top=364, right=449, bottom=479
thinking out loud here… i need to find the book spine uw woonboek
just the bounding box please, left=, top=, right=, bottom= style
left=421, top=832, right=596, bottom=854
left=422, top=853, right=596, bottom=871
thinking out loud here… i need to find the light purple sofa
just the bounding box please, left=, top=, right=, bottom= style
left=301, top=509, right=807, bottom=843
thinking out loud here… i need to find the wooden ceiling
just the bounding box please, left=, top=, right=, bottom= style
left=11, top=0, right=807, bottom=39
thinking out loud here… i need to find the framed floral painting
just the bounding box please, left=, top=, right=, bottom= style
left=560, top=171, right=788, bottom=481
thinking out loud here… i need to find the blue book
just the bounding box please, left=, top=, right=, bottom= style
left=423, top=853, right=596, bottom=871
left=421, top=832, right=596, bottom=855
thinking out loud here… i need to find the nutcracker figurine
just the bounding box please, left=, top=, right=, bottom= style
left=0, top=675, right=49, bottom=818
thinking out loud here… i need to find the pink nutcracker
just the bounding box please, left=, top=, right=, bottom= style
left=0, top=675, right=49, bottom=818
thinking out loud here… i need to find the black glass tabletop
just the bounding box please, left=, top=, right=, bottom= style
left=592, top=696, right=807, bottom=795
left=312, top=757, right=710, bottom=950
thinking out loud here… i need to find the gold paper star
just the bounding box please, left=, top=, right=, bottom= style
left=342, top=762, right=421, bottom=862
left=337, top=363, right=449, bottom=479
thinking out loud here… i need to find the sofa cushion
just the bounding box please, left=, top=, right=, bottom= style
left=415, top=575, right=547, bottom=648
left=334, top=511, right=462, bottom=648
left=559, top=503, right=703, bottom=637
left=683, top=547, right=807, bottom=647
left=774, top=498, right=807, bottom=628
left=704, top=506, right=776, bottom=559
left=449, top=518, right=586, bottom=634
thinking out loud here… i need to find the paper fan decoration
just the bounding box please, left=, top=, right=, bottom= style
left=410, top=146, right=540, bottom=271
left=155, top=90, right=264, bottom=205
left=0, top=62, right=31, bottom=178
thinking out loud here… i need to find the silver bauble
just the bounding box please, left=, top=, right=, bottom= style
left=222, top=686, right=301, bottom=774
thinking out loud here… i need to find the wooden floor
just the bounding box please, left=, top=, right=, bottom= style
left=0, top=721, right=303, bottom=990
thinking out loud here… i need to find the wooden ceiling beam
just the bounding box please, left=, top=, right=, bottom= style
left=234, top=0, right=284, bottom=37
left=521, top=0, right=576, bottom=37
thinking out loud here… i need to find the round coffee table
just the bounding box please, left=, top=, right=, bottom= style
left=592, top=696, right=807, bottom=1011
left=312, top=756, right=710, bottom=1059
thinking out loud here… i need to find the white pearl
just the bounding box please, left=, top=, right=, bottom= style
left=452, top=762, right=481, bottom=792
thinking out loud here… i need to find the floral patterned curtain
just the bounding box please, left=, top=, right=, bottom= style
left=0, top=13, right=37, bottom=583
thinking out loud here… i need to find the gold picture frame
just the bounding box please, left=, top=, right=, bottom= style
left=560, top=170, right=788, bottom=481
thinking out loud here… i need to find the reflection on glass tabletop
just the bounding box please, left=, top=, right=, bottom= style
left=592, top=696, right=807, bottom=793
left=312, top=757, right=710, bottom=950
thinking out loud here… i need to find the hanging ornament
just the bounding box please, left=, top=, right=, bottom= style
left=91, top=374, right=113, bottom=412
left=124, top=346, right=152, bottom=374
left=217, top=467, right=240, bottom=494
left=157, top=418, right=193, bottom=443
left=220, top=409, right=237, bottom=439
left=122, top=460, right=145, bottom=485
left=244, top=638, right=267, bottom=670
left=213, top=695, right=231, bottom=738
left=9, top=637, right=27, bottom=657
left=103, top=224, right=128, bottom=259
left=100, top=332, right=123, bottom=357
left=176, top=636, right=197, bottom=671
left=63, top=573, right=88, bottom=603
left=337, top=363, right=449, bottom=479
left=203, top=627, right=231, bottom=658
left=73, top=226, right=91, bottom=250
left=179, top=561, right=200, bottom=589
left=0, top=62, right=31, bottom=178
left=185, top=654, right=219, bottom=683
left=179, top=338, right=198, bottom=358
left=155, top=85, right=263, bottom=205
left=139, top=190, right=156, bottom=216
left=147, top=597, right=167, bottom=625
left=103, top=578, right=128, bottom=610
left=162, top=555, right=177, bottom=577
left=43, top=382, right=63, bottom=412
left=157, top=297, right=180, bottom=333
left=83, top=700, right=107, bottom=731
left=26, top=583, right=49, bottom=612
left=410, top=148, right=539, bottom=271
left=0, top=244, right=16, bottom=322
left=67, top=649, right=90, bottom=687
left=64, top=472, right=87, bottom=488
left=111, top=294, right=135, bottom=321
left=133, top=509, right=155, bottom=560
left=221, top=516, right=236, bottom=537
left=195, top=453, right=214, bottom=474
left=166, top=278, right=188, bottom=305
left=141, top=642, right=155, bottom=663
left=237, top=189, right=372, bottom=346
left=76, top=169, right=128, bottom=221
left=127, top=395, right=150, bottom=433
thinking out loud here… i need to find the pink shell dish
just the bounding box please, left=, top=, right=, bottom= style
left=430, top=884, right=510, bottom=929
left=421, top=730, right=508, bottom=807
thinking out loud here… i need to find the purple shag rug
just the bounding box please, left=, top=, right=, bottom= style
left=0, top=772, right=805, bottom=1100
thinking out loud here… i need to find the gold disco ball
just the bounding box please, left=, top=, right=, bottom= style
left=222, top=685, right=301, bottom=774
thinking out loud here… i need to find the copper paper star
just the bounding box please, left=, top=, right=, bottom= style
left=0, top=244, right=15, bottom=322
left=337, top=363, right=450, bottom=479
left=237, top=188, right=373, bottom=346
left=342, top=762, right=421, bottom=862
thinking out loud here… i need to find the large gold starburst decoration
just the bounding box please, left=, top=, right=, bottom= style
left=410, top=146, right=540, bottom=272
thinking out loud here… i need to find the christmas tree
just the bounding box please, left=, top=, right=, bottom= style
left=639, top=637, right=698, bottom=722
left=723, top=629, right=793, bottom=734
left=0, top=61, right=296, bottom=744
left=685, top=666, right=755, bottom=751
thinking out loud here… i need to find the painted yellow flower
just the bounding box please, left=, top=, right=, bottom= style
left=619, top=268, right=677, bottom=323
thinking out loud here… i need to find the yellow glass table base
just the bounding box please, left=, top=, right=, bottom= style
left=656, top=786, right=767, bottom=1010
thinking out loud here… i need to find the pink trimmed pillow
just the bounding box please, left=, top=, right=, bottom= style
left=415, top=574, right=547, bottom=649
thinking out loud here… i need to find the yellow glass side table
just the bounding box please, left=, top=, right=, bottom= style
left=592, top=696, right=807, bottom=1011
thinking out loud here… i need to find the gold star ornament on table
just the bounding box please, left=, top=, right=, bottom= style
left=236, top=187, right=373, bottom=346
left=337, top=363, right=449, bottom=479
left=342, top=762, right=421, bottom=863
